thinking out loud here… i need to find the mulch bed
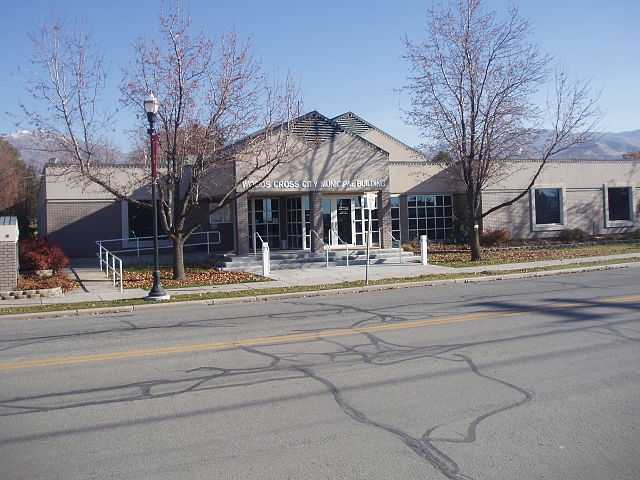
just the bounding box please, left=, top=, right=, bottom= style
left=18, top=272, right=80, bottom=293
left=122, top=268, right=265, bottom=289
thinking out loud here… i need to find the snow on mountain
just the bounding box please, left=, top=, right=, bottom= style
left=552, top=130, right=640, bottom=159
left=0, top=130, right=125, bottom=170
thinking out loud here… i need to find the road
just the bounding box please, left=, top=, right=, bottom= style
left=1, top=268, right=639, bottom=479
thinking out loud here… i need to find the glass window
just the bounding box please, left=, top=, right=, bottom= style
left=534, top=188, right=561, bottom=225
left=128, top=203, right=155, bottom=238
left=250, top=198, right=281, bottom=248
left=406, top=194, right=453, bottom=241
left=390, top=196, right=400, bottom=240
left=607, top=187, right=632, bottom=221
left=209, top=202, right=233, bottom=224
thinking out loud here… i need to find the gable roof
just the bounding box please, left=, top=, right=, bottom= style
left=289, top=111, right=344, bottom=146
left=333, top=111, right=429, bottom=161
left=289, top=111, right=388, bottom=155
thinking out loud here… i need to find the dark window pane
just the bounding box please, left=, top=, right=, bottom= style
left=535, top=189, right=561, bottom=224
left=608, top=187, right=631, bottom=221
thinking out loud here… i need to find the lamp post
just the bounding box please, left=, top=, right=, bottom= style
left=144, top=93, right=170, bottom=301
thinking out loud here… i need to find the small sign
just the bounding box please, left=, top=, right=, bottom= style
left=364, top=192, right=377, bottom=210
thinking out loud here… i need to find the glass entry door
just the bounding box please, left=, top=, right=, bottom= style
left=322, top=197, right=353, bottom=246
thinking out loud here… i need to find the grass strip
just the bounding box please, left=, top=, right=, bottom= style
left=1, top=257, right=637, bottom=317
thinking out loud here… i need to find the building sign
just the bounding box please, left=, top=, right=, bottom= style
left=364, top=192, right=377, bottom=210
left=241, top=179, right=387, bottom=190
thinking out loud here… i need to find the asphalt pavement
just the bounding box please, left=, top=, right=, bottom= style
left=2, top=268, right=639, bottom=479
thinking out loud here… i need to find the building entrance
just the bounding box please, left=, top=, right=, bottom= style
left=323, top=197, right=353, bottom=246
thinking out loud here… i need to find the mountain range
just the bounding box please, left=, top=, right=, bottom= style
left=0, top=130, right=125, bottom=170
left=2, top=128, right=640, bottom=170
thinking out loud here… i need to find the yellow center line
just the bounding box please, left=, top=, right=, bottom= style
left=1, top=295, right=639, bottom=371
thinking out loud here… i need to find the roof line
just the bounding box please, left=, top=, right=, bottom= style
left=333, top=112, right=429, bottom=161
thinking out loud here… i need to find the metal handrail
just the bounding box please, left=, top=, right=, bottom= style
left=329, top=228, right=350, bottom=267
left=97, top=243, right=123, bottom=292
left=253, top=231, right=266, bottom=257
left=96, top=230, right=221, bottom=257
left=379, top=228, right=403, bottom=264
left=308, top=230, right=330, bottom=267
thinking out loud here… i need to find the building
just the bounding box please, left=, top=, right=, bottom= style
left=39, top=111, right=639, bottom=258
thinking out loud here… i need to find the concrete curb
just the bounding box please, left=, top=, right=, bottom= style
left=1, top=262, right=638, bottom=321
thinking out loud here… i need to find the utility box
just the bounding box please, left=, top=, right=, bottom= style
left=0, top=216, right=19, bottom=291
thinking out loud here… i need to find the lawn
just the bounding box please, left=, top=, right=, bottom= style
left=426, top=242, right=640, bottom=267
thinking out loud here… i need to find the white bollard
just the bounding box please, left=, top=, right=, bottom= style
left=420, top=235, right=428, bottom=265
left=262, top=242, right=270, bottom=277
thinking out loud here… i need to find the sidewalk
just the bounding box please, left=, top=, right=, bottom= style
left=1, top=253, right=639, bottom=312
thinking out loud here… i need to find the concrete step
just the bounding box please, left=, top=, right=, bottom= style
left=219, top=248, right=415, bottom=272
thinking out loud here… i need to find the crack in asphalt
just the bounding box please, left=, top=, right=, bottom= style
left=1, top=290, right=638, bottom=478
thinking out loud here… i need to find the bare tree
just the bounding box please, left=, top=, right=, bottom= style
left=20, top=8, right=304, bottom=279
left=404, top=0, right=600, bottom=260
left=0, top=139, right=39, bottom=233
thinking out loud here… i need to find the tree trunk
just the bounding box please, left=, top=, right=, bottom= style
left=470, top=220, right=481, bottom=261
left=172, top=236, right=186, bottom=280
left=465, top=189, right=482, bottom=262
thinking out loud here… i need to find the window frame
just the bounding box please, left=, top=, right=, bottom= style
left=209, top=202, right=234, bottom=225
left=603, top=184, right=636, bottom=227
left=530, top=185, right=566, bottom=231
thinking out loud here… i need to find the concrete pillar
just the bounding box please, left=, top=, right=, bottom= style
left=235, top=195, right=251, bottom=255
left=377, top=190, right=392, bottom=248
left=309, top=191, right=323, bottom=253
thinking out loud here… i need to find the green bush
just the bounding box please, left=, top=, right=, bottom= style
left=558, top=228, right=591, bottom=243
left=479, top=229, right=509, bottom=247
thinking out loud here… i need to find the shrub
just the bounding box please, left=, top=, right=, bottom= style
left=557, top=228, right=591, bottom=243
left=479, top=229, right=509, bottom=247
left=18, top=237, right=70, bottom=272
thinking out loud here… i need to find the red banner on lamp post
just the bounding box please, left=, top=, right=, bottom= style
left=152, top=134, right=159, bottom=180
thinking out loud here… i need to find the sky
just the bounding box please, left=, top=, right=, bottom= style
left=1, top=0, right=638, bottom=152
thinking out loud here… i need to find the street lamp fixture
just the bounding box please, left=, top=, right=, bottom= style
left=144, top=92, right=170, bottom=301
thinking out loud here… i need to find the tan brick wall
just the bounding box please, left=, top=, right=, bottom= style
left=45, top=201, right=121, bottom=257
left=0, top=242, right=18, bottom=291
left=482, top=187, right=640, bottom=239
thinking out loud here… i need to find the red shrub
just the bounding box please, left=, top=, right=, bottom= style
left=18, top=237, right=70, bottom=272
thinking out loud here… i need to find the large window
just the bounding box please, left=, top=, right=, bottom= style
left=390, top=196, right=400, bottom=241
left=250, top=198, right=280, bottom=248
left=605, top=185, right=635, bottom=226
left=286, top=197, right=305, bottom=249
left=531, top=186, right=565, bottom=230
left=127, top=203, right=155, bottom=238
left=535, top=189, right=561, bottom=224
left=407, top=194, right=453, bottom=241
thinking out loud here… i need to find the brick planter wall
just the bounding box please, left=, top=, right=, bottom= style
left=0, top=217, right=19, bottom=291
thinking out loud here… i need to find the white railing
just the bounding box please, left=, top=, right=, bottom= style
left=379, top=228, right=403, bottom=264
left=96, top=230, right=221, bottom=257
left=329, top=228, right=350, bottom=267
left=253, top=231, right=265, bottom=257
left=252, top=232, right=271, bottom=276
left=309, top=230, right=330, bottom=267
left=97, top=243, right=123, bottom=292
